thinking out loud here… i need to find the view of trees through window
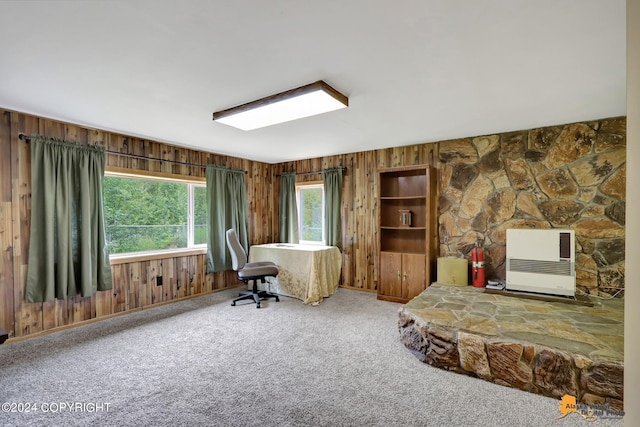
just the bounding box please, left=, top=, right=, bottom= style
left=103, top=176, right=206, bottom=254
left=297, top=184, right=324, bottom=243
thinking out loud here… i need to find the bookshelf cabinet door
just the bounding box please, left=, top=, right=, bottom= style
left=379, top=252, right=402, bottom=298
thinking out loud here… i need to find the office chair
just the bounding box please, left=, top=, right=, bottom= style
left=226, top=229, right=280, bottom=308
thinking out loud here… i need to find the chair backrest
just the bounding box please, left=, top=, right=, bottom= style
left=226, top=229, right=247, bottom=271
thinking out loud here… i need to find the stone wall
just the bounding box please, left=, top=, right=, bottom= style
left=437, top=118, right=626, bottom=297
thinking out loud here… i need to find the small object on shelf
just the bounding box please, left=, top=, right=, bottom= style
left=486, top=279, right=505, bottom=290
left=399, top=209, right=412, bottom=227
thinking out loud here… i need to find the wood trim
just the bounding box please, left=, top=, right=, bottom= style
left=106, top=166, right=206, bottom=183
left=3, top=285, right=245, bottom=344
left=109, top=248, right=208, bottom=265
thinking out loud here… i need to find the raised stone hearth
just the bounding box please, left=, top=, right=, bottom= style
left=399, top=283, right=623, bottom=409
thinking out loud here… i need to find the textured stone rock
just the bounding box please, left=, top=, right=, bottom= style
left=456, top=231, right=484, bottom=256
left=605, top=201, right=625, bottom=225
left=439, top=195, right=452, bottom=213
left=398, top=316, right=428, bottom=362
left=537, top=168, right=579, bottom=199
left=424, top=325, right=459, bottom=368
left=593, top=194, right=615, bottom=205
left=595, top=239, right=625, bottom=265
left=581, top=393, right=606, bottom=405
left=473, top=135, right=500, bottom=158
left=487, top=342, right=532, bottom=388
left=576, top=253, right=598, bottom=272
left=573, top=218, right=625, bottom=238
left=500, top=132, right=526, bottom=160
left=580, top=362, right=623, bottom=399
left=504, top=158, right=536, bottom=190
left=485, top=245, right=506, bottom=278
left=470, top=212, right=488, bottom=233
left=458, top=332, right=491, bottom=379
left=440, top=164, right=453, bottom=192
left=439, top=212, right=463, bottom=244
left=477, top=150, right=501, bottom=174
left=459, top=175, right=493, bottom=219
left=528, top=126, right=562, bottom=151
left=596, top=118, right=626, bottom=153
left=598, top=264, right=625, bottom=290
left=599, top=117, right=626, bottom=135
left=600, top=163, right=625, bottom=200
left=450, top=164, right=478, bottom=191
left=577, top=270, right=598, bottom=289
left=439, top=138, right=478, bottom=164
left=523, top=345, right=535, bottom=365
left=592, top=252, right=608, bottom=268
left=486, top=188, right=516, bottom=224
left=582, top=205, right=605, bottom=217
left=516, top=192, right=545, bottom=220
left=443, top=186, right=463, bottom=204
left=543, top=123, right=596, bottom=169
left=490, top=170, right=511, bottom=189
left=538, top=200, right=584, bottom=227
left=606, top=398, right=624, bottom=412
left=456, top=217, right=472, bottom=233
left=533, top=349, right=579, bottom=398
left=569, top=149, right=626, bottom=186
left=578, top=237, right=596, bottom=254
left=524, top=150, right=545, bottom=162
left=578, top=187, right=597, bottom=203
left=573, top=354, right=592, bottom=370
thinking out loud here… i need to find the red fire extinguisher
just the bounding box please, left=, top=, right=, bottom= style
left=471, top=242, right=485, bottom=288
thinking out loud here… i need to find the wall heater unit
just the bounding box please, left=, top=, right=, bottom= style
left=506, top=229, right=575, bottom=297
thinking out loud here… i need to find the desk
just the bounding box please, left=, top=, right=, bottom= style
left=248, top=244, right=342, bottom=304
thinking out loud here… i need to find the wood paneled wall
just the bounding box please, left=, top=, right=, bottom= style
left=0, top=109, right=277, bottom=339
left=0, top=107, right=438, bottom=340
left=274, top=144, right=438, bottom=291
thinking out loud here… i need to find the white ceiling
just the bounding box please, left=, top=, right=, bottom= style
left=0, top=1, right=626, bottom=164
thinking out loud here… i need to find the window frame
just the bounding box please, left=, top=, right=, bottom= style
left=295, top=181, right=326, bottom=245
left=105, top=167, right=207, bottom=264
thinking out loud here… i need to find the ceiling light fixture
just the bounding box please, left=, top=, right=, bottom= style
left=212, top=80, right=348, bottom=131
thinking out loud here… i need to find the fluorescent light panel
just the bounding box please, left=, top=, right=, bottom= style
left=212, top=80, right=348, bottom=131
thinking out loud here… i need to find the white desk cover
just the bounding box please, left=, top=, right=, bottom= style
left=248, top=244, right=342, bottom=304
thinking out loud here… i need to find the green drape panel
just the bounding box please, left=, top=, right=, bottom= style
left=205, top=165, right=249, bottom=273
left=322, top=167, right=343, bottom=249
left=25, top=136, right=113, bottom=302
left=278, top=172, right=299, bottom=244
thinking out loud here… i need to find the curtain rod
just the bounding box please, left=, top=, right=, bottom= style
left=276, top=166, right=347, bottom=177
left=18, top=133, right=247, bottom=172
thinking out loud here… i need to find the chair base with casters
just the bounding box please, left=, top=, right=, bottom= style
left=231, top=276, right=280, bottom=308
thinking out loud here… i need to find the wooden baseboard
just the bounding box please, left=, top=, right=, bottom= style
left=339, top=285, right=376, bottom=294
left=3, top=285, right=246, bottom=345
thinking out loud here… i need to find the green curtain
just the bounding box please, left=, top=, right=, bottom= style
left=278, top=172, right=299, bottom=243
left=322, top=167, right=343, bottom=249
left=205, top=165, right=249, bottom=273
left=25, top=136, right=113, bottom=302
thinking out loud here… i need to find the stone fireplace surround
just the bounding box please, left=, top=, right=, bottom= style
left=399, top=283, right=623, bottom=410
left=437, top=117, right=626, bottom=298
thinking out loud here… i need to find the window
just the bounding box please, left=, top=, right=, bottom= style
left=296, top=182, right=325, bottom=244
left=103, top=170, right=206, bottom=256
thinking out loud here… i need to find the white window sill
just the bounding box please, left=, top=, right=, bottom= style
left=109, top=247, right=207, bottom=265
